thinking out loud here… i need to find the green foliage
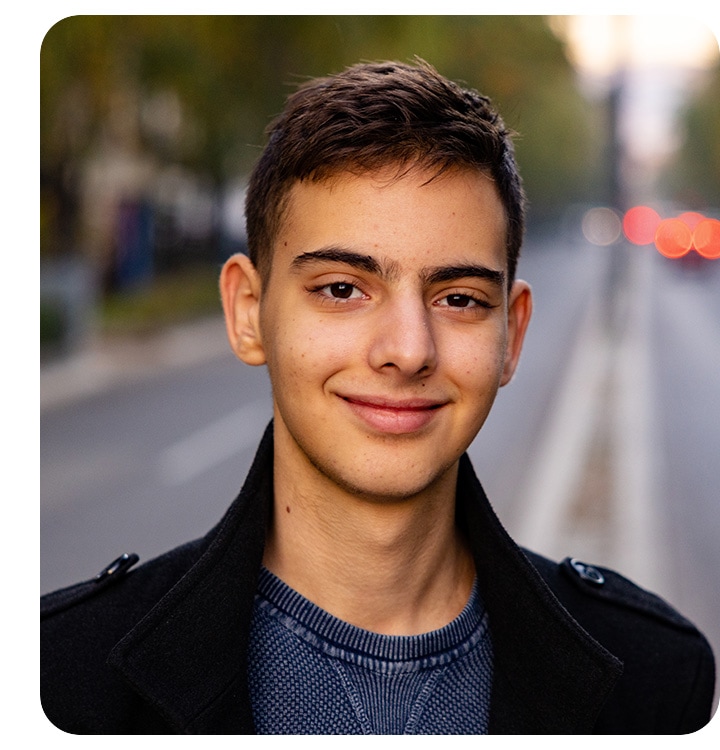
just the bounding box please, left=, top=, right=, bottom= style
left=662, top=62, right=720, bottom=208
left=40, top=299, right=67, bottom=346
left=100, top=264, right=222, bottom=334
left=41, top=16, right=603, bottom=224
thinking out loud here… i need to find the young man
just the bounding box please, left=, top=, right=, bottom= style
left=41, top=60, right=715, bottom=734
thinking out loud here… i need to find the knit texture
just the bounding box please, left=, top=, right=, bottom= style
left=248, top=568, right=493, bottom=734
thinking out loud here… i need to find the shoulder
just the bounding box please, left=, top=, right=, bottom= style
left=523, top=550, right=702, bottom=634
left=40, top=540, right=203, bottom=733
left=42, top=538, right=203, bottom=622
left=524, top=549, right=716, bottom=733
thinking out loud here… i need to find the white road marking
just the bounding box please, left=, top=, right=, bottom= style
left=514, top=248, right=660, bottom=590
left=514, top=286, right=611, bottom=559
left=158, top=399, right=272, bottom=486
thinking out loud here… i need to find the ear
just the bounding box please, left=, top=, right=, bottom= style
left=219, top=253, right=266, bottom=366
left=500, top=280, right=532, bottom=387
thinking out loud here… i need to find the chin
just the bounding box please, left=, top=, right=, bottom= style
left=318, top=454, right=460, bottom=504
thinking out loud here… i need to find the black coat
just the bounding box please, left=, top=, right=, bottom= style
left=41, top=424, right=716, bottom=734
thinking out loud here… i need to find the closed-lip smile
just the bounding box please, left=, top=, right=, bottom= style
left=338, top=394, right=448, bottom=434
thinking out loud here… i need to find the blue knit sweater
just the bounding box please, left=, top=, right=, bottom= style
left=248, top=567, right=493, bottom=734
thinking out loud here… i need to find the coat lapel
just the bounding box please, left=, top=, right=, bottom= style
left=108, top=425, right=274, bottom=734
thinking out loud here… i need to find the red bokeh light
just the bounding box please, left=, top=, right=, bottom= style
left=655, top=219, right=693, bottom=259
left=623, top=206, right=662, bottom=245
left=694, top=219, right=720, bottom=260
left=620, top=207, right=719, bottom=260
left=678, top=211, right=705, bottom=230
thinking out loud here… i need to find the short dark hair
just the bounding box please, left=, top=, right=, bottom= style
left=245, top=59, right=525, bottom=284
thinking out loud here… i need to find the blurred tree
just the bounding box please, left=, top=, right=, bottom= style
left=41, top=15, right=605, bottom=280
left=662, top=61, right=720, bottom=210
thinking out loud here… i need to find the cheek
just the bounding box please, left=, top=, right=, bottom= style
left=446, top=329, right=506, bottom=383
left=450, top=327, right=506, bottom=368
left=265, top=316, right=355, bottom=386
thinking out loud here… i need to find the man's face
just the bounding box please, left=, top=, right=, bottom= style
left=245, top=167, right=531, bottom=501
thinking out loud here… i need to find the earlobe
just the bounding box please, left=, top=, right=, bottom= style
left=500, top=280, right=532, bottom=387
left=219, top=253, right=266, bottom=366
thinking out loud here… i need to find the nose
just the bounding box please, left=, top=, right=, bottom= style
left=367, top=295, right=437, bottom=377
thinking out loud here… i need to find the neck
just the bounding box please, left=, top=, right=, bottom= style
left=263, top=437, right=475, bottom=636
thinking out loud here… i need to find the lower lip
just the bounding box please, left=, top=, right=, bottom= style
left=342, top=399, right=443, bottom=435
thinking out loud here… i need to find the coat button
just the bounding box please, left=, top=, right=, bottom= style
left=94, top=553, right=139, bottom=581
left=569, top=558, right=605, bottom=586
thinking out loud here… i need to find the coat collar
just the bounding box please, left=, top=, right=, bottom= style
left=108, top=424, right=274, bottom=733
left=109, top=423, right=621, bottom=734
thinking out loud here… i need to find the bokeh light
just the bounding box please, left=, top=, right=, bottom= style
left=694, top=219, right=720, bottom=260
left=582, top=207, right=622, bottom=245
left=655, top=218, right=693, bottom=259
left=620, top=207, right=720, bottom=260
left=623, top=206, right=662, bottom=245
left=677, top=211, right=705, bottom=230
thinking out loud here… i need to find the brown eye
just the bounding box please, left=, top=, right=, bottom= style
left=329, top=282, right=356, bottom=299
left=446, top=294, right=473, bottom=308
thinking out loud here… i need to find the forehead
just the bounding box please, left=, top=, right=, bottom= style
left=273, top=167, right=508, bottom=271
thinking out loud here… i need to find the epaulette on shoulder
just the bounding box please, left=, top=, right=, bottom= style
left=558, top=556, right=699, bottom=633
left=41, top=553, right=139, bottom=619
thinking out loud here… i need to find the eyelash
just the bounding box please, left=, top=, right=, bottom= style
left=307, top=281, right=494, bottom=310
left=308, top=281, right=367, bottom=303
left=435, top=293, right=493, bottom=310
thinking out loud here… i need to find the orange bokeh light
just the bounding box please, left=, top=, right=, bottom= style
left=623, top=206, right=662, bottom=245
left=655, top=219, right=693, bottom=258
left=619, top=206, right=718, bottom=260
left=693, top=219, right=720, bottom=260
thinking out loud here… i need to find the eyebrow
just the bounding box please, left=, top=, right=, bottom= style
left=290, top=247, right=505, bottom=288
left=290, top=247, right=398, bottom=279
left=422, top=264, right=506, bottom=288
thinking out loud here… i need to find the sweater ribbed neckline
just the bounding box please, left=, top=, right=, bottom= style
left=255, top=567, right=487, bottom=672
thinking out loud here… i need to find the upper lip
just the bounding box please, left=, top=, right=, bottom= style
left=339, top=395, right=448, bottom=410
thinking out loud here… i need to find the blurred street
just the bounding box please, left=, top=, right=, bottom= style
left=41, top=232, right=720, bottom=698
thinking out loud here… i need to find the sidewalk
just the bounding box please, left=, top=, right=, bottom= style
left=40, top=315, right=231, bottom=412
